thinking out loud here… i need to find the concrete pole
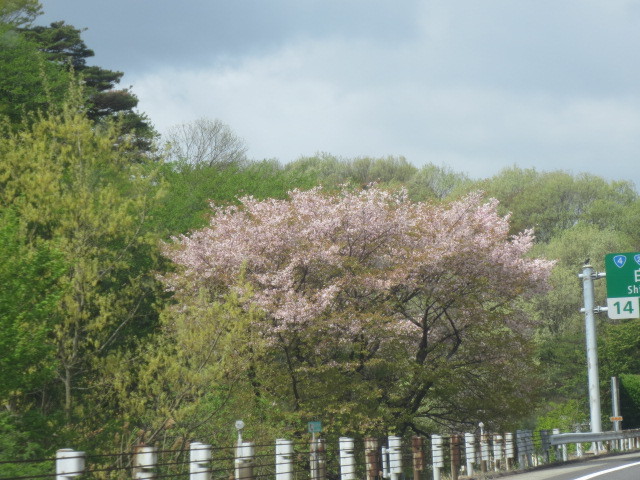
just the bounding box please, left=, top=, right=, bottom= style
left=411, top=436, right=424, bottom=480
left=56, top=449, right=85, bottom=480
left=133, top=445, right=157, bottom=480
left=275, top=439, right=293, bottom=480
left=365, top=437, right=379, bottom=480
left=388, top=436, right=402, bottom=480
left=581, top=264, right=602, bottom=435
left=310, top=438, right=326, bottom=480
left=450, top=435, right=461, bottom=480
left=190, top=442, right=212, bottom=480
left=235, top=442, right=255, bottom=480
left=431, top=435, right=443, bottom=480
left=339, top=437, right=355, bottom=480
left=612, top=376, right=621, bottom=432
left=464, top=433, right=475, bottom=476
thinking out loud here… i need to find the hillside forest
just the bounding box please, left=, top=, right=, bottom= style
left=2, top=1, right=640, bottom=476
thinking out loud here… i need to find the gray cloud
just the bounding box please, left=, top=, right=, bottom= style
left=39, top=0, right=423, bottom=71
left=38, top=0, right=640, bottom=187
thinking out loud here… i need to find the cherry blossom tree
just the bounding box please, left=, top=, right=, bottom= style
left=163, top=187, right=554, bottom=433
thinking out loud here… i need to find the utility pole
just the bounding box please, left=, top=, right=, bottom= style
left=579, top=264, right=606, bottom=434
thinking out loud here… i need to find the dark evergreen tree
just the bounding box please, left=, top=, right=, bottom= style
left=19, top=20, right=155, bottom=148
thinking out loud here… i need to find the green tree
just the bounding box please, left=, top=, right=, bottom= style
left=405, top=163, right=471, bottom=201
left=285, top=154, right=418, bottom=190
left=619, top=374, right=640, bottom=429
left=0, top=208, right=64, bottom=404
left=0, top=0, right=41, bottom=27
left=468, top=167, right=638, bottom=243
left=164, top=187, right=554, bottom=434
left=599, top=320, right=640, bottom=426
left=0, top=1, right=155, bottom=147
left=283, top=154, right=471, bottom=201
left=0, top=22, right=69, bottom=123
left=151, top=159, right=319, bottom=237
left=0, top=208, right=65, bottom=477
left=529, top=224, right=635, bottom=427
left=94, top=284, right=277, bottom=449
left=0, top=101, right=165, bottom=430
left=20, top=20, right=155, bottom=147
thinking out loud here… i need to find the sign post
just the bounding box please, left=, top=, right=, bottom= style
left=308, top=421, right=322, bottom=480
left=604, top=253, right=640, bottom=319
left=579, top=264, right=605, bottom=436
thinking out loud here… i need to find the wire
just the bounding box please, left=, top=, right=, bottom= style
left=0, top=473, right=57, bottom=480
left=0, top=458, right=55, bottom=465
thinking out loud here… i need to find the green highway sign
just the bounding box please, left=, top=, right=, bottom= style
left=604, top=252, right=640, bottom=319
left=308, top=421, right=322, bottom=434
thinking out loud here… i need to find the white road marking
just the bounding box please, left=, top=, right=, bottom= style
left=573, top=460, right=640, bottom=479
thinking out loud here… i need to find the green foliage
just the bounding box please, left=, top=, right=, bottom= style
left=0, top=0, right=42, bottom=27
left=284, top=154, right=471, bottom=201
left=0, top=208, right=64, bottom=400
left=284, top=153, right=416, bottom=188
left=0, top=6, right=155, bottom=147
left=535, top=399, right=588, bottom=432
left=405, top=163, right=472, bottom=201
left=19, top=19, right=155, bottom=147
left=529, top=225, right=633, bottom=406
left=151, top=159, right=319, bottom=236
left=0, top=22, right=70, bottom=123
left=20, top=20, right=95, bottom=68
left=0, top=101, right=165, bottom=435
left=0, top=410, right=55, bottom=477
left=94, top=283, right=280, bottom=448
left=600, top=320, right=640, bottom=380
left=2, top=1, right=640, bottom=452
left=346, top=156, right=472, bottom=200
left=619, top=374, right=640, bottom=429
left=468, top=167, right=638, bottom=243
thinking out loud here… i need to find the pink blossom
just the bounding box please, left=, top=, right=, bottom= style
left=163, top=187, right=554, bottom=351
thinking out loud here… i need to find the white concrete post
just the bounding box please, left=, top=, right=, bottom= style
left=339, top=437, right=355, bottom=480
left=576, top=440, right=583, bottom=457
left=464, top=433, right=475, bottom=476
left=480, top=432, right=490, bottom=471
left=504, top=433, right=514, bottom=470
left=493, top=435, right=503, bottom=471
left=431, top=434, right=444, bottom=480
left=276, top=439, right=294, bottom=480
left=381, top=446, right=389, bottom=479
left=190, top=442, right=211, bottom=480
left=134, top=445, right=157, bottom=479
left=56, top=449, right=85, bottom=480
left=235, top=442, right=255, bottom=480
left=388, top=436, right=402, bottom=480
left=310, top=437, right=326, bottom=480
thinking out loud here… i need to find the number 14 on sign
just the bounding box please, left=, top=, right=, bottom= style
left=607, top=297, right=640, bottom=319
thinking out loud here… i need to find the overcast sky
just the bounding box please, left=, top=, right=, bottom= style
left=38, top=1, right=640, bottom=186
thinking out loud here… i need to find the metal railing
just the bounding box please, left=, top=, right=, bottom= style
left=4, top=426, right=640, bottom=480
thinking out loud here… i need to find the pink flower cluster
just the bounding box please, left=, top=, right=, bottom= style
left=164, top=187, right=554, bottom=340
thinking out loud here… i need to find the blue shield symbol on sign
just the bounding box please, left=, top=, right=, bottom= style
left=614, top=255, right=627, bottom=268
left=635, top=254, right=640, bottom=266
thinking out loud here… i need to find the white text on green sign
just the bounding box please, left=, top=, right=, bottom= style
left=604, top=253, right=640, bottom=319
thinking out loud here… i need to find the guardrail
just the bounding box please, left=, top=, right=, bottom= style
left=550, top=428, right=640, bottom=446
left=4, top=426, right=640, bottom=479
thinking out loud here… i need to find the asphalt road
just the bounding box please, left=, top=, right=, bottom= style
left=475, top=453, right=640, bottom=480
